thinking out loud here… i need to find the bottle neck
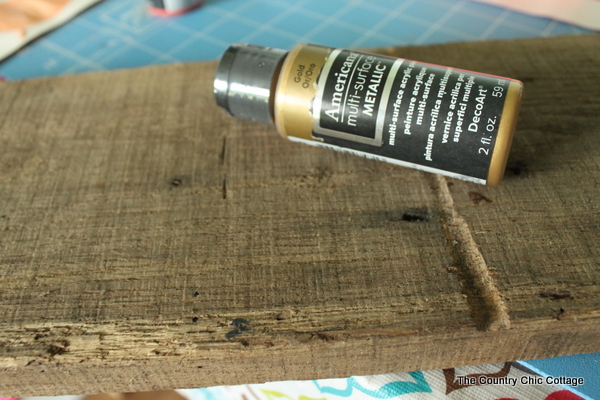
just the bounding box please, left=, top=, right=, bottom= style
left=214, top=43, right=287, bottom=124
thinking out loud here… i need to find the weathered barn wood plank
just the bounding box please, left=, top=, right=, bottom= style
left=0, top=34, right=598, bottom=397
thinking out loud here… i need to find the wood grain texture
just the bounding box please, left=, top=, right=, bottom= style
left=0, top=34, right=598, bottom=397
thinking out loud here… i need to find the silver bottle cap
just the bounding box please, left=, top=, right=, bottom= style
left=214, top=43, right=287, bottom=124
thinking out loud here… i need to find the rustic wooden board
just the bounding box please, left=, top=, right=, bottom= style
left=0, top=34, right=598, bottom=397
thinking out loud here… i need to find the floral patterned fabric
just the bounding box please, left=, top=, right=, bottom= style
left=179, top=362, right=588, bottom=400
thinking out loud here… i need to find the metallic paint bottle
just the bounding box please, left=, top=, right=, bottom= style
left=214, top=43, right=523, bottom=185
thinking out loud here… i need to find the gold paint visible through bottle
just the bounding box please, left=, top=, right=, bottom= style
left=215, top=43, right=523, bottom=185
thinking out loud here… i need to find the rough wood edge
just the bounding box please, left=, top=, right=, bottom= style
left=1, top=314, right=598, bottom=397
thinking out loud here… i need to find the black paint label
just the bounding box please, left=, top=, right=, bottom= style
left=311, top=49, right=510, bottom=183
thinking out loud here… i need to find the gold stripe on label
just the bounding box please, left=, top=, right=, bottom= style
left=487, top=80, right=523, bottom=185
left=274, top=44, right=331, bottom=142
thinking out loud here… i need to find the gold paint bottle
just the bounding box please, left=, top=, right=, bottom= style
left=214, top=43, right=523, bottom=185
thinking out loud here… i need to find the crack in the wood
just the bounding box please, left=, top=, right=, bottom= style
left=220, top=136, right=227, bottom=165
left=429, top=174, right=510, bottom=331
left=221, top=136, right=228, bottom=200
